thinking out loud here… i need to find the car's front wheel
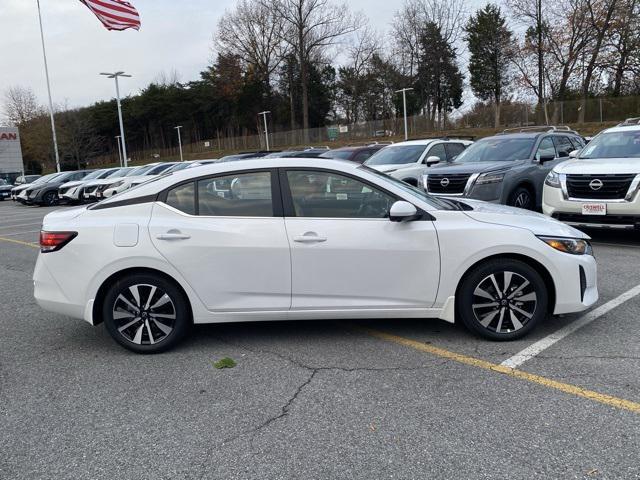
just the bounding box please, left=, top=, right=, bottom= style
left=103, top=273, right=190, bottom=353
left=457, top=259, right=548, bottom=341
left=508, top=186, right=534, bottom=210
left=41, top=191, right=58, bottom=207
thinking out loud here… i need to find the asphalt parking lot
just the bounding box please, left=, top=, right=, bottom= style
left=1, top=200, right=639, bottom=480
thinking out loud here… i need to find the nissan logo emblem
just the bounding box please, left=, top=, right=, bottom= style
left=440, top=178, right=450, bottom=187
left=589, top=179, right=603, bottom=191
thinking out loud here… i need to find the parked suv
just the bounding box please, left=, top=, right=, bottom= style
left=24, top=170, right=92, bottom=206
left=318, top=143, right=388, bottom=163
left=423, top=127, right=585, bottom=210
left=364, top=138, right=473, bottom=186
left=543, top=119, right=640, bottom=229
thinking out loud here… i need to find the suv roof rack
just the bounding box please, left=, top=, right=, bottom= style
left=617, top=117, right=640, bottom=126
left=500, top=125, right=574, bottom=134
left=302, top=145, right=330, bottom=150
left=410, top=135, right=475, bottom=141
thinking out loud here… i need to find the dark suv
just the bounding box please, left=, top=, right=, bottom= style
left=25, top=170, right=92, bottom=206
left=423, top=126, right=585, bottom=210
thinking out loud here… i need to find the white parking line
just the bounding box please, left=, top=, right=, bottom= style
left=501, top=283, right=640, bottom=369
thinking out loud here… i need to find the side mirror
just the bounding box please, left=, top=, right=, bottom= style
left=426, top=155, right=441, bottom=165
left=538, top=154, right=555, bottom=163
left=389, top=200, right=418, bottom=222
left=569, top=150, right=579, bottom=158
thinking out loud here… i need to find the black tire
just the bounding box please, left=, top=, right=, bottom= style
left=41, top=190, right=58, bottom=207
left=507, top=186, right=535, bottom=210
left=456, top=259, right=548, bottom=341
left=103, top=273, right=191, bottom=353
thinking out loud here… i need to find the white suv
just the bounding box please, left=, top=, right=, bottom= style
left=364, top=138, right=473, bottom=186
left=543, top=119, right=640, bottom=229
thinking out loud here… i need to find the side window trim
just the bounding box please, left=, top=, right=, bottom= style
left=279, top=167, right=402, bottom=219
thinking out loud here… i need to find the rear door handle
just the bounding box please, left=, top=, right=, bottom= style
left=293, top=233, right=327, bottom=243
left=156, top=232, right=191, bottom=240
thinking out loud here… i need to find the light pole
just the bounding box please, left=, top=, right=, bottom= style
left=395, top=88, right=414, bottom=140
left=174, top=126, right=184, bottom=162
left=101, top=71, right=131, bottom=167
left=115, top=135, right=123, bottom=167
left=258, top=111, right=271, bottom=151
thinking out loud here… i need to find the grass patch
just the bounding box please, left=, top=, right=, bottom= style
left=213, top=357, right=237, bottom=369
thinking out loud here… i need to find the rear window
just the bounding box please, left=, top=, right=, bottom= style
left=165, top=171, right=273, bottom=217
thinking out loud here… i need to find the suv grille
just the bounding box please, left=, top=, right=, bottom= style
left=427, top=174, right=470, bottom=194
left=566, top=174, right=635, bottom=200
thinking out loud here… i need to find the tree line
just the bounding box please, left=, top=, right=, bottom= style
left=3, top=0, right=639, bottom=171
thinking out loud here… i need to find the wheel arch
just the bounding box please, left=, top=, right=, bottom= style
left=455, top=253, right=556, bottom=314
left=507, top=180, right=538, bottom=206
left=92, top=267, right=193, bottom=326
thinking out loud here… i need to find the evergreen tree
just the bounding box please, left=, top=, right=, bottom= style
left=416, top=22, right=464, bottom=128
left=465, top=4, right=514, bottom=127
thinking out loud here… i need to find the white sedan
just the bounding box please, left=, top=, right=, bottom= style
left=34, top=158, right=598, bottom=353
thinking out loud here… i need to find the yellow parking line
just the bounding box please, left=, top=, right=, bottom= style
left=360, top=327, right=640, bottom=414
left=0, top=236, right=39, bottom=249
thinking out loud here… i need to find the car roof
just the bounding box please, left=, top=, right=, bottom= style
left=385, top=138, right=473, bottom=147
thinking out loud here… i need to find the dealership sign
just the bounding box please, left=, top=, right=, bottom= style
left=0, top=132, right=18, bottom=141
left=0, top=127, right=24, bottom=174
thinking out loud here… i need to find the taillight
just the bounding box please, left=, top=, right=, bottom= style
left=39, top=231, right=77, bottom=253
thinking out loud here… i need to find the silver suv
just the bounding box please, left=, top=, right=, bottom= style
left=423, top=126, right=585, bottom=210
left=364, top=137, right=473, bottom=187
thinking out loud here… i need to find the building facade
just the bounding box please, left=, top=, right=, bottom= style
left=0, top=127, right=25, bottom=183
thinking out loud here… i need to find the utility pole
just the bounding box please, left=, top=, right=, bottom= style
left=395, top=88, right=414, bottom=140
left=36, top=0, right=61, bottom=172
left=101, top=71, right=131, bottom=166
left=115, top=135, right=123, bottom=167
left=258, top=111, right=271, bottom=151
left=174, top=126, right=184, bottom=161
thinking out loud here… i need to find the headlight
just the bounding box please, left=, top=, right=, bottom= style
left=423, top=175, right=429, bottom=190
left=476, top=172, right=505, bottom=185
left=108, top=181, right=125, bottom=189
left=545, top=171, right=561, bottom=188
left=538, top=236, right=593, bottom=255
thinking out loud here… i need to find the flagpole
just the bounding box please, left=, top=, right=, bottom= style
left=36, top=0, right=61, bottom=173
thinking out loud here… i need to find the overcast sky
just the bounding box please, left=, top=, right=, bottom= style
left=0, top=0, right=485, bottom=110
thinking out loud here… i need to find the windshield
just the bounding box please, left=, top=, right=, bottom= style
left=165, top=163, right=192, bottom=173
left=81, top=170, right=104, bottom=181
left=147, top=163, right=175, bottom=175
left=580, top=130, right=640, bottom=159
left=364, top=145, right=425, bottom=166
left=106, top=168, right=131, bottom=178
left=320, top=150, right=353, bottom=160
left=125, top=166, right=152, bottom=177
left=360, top=165, right=459, bottom=211
left=455, top=138, right=535, bottom=163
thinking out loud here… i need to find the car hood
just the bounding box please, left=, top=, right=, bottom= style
left=12, top=184, right=34, bottom=192
left=554, top=157, right=640, bottom=174
left=367, top=163, right=416, bottom=173
left=459, top=199, right=589, bottom=238
left=428, top=160, right=522, bottom=175
left=85, top=177, right=127, bottom=187
left=60, top=180, right=86, bottom=189
left=0, top=184, right=13, bottom=191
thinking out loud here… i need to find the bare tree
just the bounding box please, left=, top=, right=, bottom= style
left=268, top=0, right=362, bottom=133
left=603, top=0, right=640, bottom=95
left=153, top=69, right=182, bottom=86
left=577, top=0, right=619, bottom=121
left=215, top=0, right=288, bottom=88
left=390, top=0, right=467, bottom=78
left=2, top=86, right=43, bottom=126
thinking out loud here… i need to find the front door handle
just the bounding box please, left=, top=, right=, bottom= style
left=156, top=231, right=191, bottom=240
left=293, top=232, right=327, bottom=243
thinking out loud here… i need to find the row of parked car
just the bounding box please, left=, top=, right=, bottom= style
left=8, top=120, right=640, bottom=229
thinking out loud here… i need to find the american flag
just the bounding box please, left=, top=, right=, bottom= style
left=79, top=0, right=141, bottom=31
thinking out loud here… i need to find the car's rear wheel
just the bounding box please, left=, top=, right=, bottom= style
left=508, top=186, right=534, bottom=210
left=42, top=191, right=58, bottom=207
left=457, top=259, right=548, bottom=341
left=103, top=273, right=190, bottom=353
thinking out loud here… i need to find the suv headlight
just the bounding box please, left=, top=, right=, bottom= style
left=545, top=170, right=561, bottom=188
left=538, top=236, right=593, bottom=255
left=108, top=181, right=125, bottom=189
left=476, top=172, right=505, bottom=185
left=423, top=174, right=429, bottom=190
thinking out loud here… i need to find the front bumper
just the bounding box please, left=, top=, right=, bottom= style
left=543, top=184, right=640, bottom=229
left=552, top=252, right=598, bottom=315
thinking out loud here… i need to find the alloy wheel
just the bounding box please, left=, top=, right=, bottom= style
left=112, top=283, right=176, bottom=345
left=471, top=271, right=537, bottom=334
left=514, top=191, right=531, bottom=209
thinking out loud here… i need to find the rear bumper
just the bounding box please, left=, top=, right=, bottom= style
left=33, top=255, right=86, bottom=321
